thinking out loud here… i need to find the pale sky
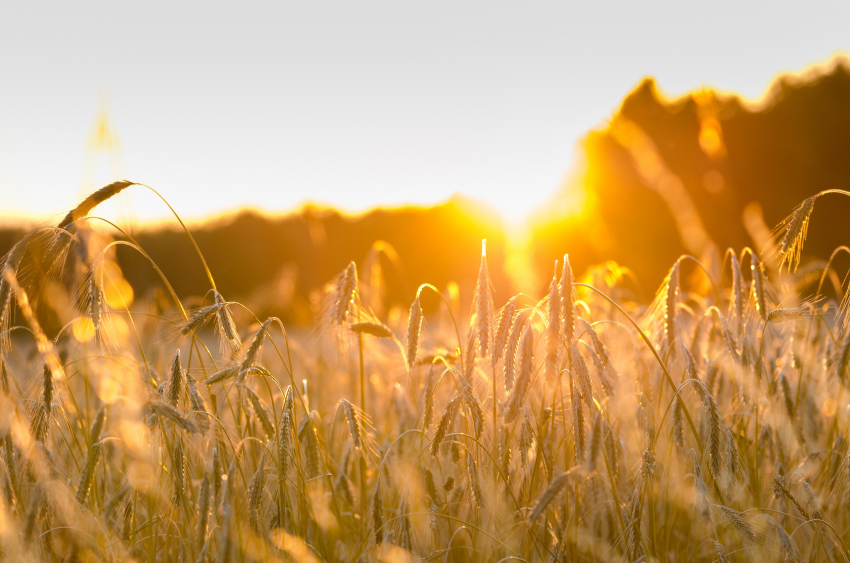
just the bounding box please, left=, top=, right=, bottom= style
left=1, top=1, right=849, bottom=225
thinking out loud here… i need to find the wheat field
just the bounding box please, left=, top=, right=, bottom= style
left=0, top=181, right=848, bottom=563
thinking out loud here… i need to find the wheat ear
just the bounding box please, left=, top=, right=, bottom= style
left=406, top=295, right=423, bottom=371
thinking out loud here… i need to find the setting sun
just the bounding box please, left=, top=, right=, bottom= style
left=3, top=3, right=850, bottom=562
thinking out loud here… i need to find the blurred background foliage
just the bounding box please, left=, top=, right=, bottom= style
left=3, top=58, right=850, bottom=326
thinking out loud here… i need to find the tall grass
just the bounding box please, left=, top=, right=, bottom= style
left=1, top=182, right=850, bottom=562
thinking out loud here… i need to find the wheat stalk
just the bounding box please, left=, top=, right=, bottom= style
left=493, top=296, right=517, bottom=367
left=560, top=254, right=576, bottom=346
left=545, top=262, right=562, bottom=381
left=729, top=251, right=745, bottom=333
left=214, top=290, right=241, bottom=351
left=664, top=261, right=680, bottom=351
left=340, top=398, right=363, bottom=449
left=502, top=310, right=526, bottom=392
left=406, top=295, right=423, bottom=371
left=245, top=386, right=275, bottom=439
left=247, top=456, right=267, bottom=535
left=716, top=504, right=757, bottom=543
left=505, top=324, right=534, bottom=422
left=777, top=196, right=816, bottom=272
left=333, top=262, right=358, bottom=325
left=767, top=307, right=807, bottom=323
left=704, top=393, right=722, bottom=479
left=431, top=394, right=461, bottom=457
left=750, top=252, right=769, bottom=322
left=197, top=474, right=211, bottom=553
left=350, top=321, right=393, bottom=338
left=168, top=350, right=183, bottom=407
left=371, top=476, right=384, bottom=545
left=529, top=470, right=570, bottom=522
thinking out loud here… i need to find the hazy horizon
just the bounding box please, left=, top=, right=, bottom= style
left=2, top=1, right=850, bottom=227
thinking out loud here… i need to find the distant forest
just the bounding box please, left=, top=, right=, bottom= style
left=3, top=57, right=850, bottom=323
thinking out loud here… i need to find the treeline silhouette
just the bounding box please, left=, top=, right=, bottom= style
left=116, top=198, right=508, bottom=323
left=3, top=57, right=850, bottom=323
left=534, top=56, right=850, bottom=293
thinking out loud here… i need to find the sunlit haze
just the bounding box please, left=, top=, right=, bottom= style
left=1, top=1, right=849, bottom=225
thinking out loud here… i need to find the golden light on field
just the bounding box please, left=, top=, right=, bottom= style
left=5, top=3, right=850, bottom=562
left=72, top=317, right=95, bottom=343
left=104, top=277, right=134, bottom=309
left=95, top=369, right=121, bottom=403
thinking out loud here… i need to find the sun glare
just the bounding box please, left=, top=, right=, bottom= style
left=5, top=3, right=850, bottom=560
